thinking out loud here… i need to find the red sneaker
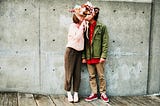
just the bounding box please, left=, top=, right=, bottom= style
left=85, top=93, right=98, bottom=102
left=101, top=93, right=109, bottom=103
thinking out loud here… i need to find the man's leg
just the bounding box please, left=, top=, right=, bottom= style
left=85, top=64, right=98, bottom=102
left=96, top=62, right=106, bottom=94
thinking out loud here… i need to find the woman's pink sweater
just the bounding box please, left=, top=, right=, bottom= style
left=66, top=22, right=85, bottom=51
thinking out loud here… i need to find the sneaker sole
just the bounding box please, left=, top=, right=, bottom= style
left=101, top=98, right=109, bottom=103
left=102, top=100, right=109, bottom=103
left=85, top=97, right=98, bottom=102
left=74, top=99, right=79, bottom=103
left=74, top=100, right=79, bottom=103
left=68, top=101, right=73, bottom=103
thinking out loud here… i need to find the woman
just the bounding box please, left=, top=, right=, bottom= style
left=64, top=13, right=86, bottom=103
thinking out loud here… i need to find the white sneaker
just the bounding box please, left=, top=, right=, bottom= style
left=73, top=92, right=79, bottom=103
left=67, top=92, right=73, bottom=102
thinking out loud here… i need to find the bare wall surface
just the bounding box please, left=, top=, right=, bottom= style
left=96, top=1, right=151, bottom=96
left=99, top=0, right=152, bottom=3
left=0, top=0, right=159, bottom=96
left=0, top=0, right=40, bottom=93
left=147, top=0, right=160, bottom=94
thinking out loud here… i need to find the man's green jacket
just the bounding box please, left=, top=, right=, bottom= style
left=82, top=21, right=109, bottom=60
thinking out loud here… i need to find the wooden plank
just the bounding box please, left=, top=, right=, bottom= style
left=8, top=93, right=18, bottom=106
left=0, top=92, right=159, bottom=106
left=111, top=96, right=134, bottom=106
left=129, top=96, right=153, bottom=105
left=109, top=96, right=160, bottom=106
left=76, top=97, right=97, bottom=106
left=58, top=95, right=75, bottom=106
left=50, top=95, right=75, bottom=106
left=18, top=93, right=37, bottom=106
left=50, top=95, right=67, bottom=106
left=3, top=93, right=8, bottom=106
left=74, top=97, right=94, bottom=106
left=123, top=96, right=146, bottom=106
left=128, top=96, right=160, bottom=105
left=34, top=94, right=55, bottom=106
left=109, top=96, right=120, bottom=106
left=149, top=95, right=160, bottom=101
left=89, top=99, right=111, bottom=106
left=0, top=92, right=18, bottom=106
left=145, top=96, right=160, bottom=106
left=149, top=95, right=160, bottom=106
left=0, top=93, right=8, bottom=106
left=109, top=96, right=128, bottom=106
left=0, top=93, right=5, bottom=106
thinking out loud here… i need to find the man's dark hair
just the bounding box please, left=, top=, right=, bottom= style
left=93, top=7, right=100, bottom=21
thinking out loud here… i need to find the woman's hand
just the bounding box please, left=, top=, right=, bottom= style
left=84, top=13, right=95, bottom=21
left=80, top=20, right=88, bottom=31
left=82, top=59, right=87, bottom=63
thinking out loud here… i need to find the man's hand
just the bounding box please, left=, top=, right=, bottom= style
left=99, top=58, right=106, bottom=63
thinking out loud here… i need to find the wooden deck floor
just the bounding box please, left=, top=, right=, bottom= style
left=0, top=92, right=160, bottom=106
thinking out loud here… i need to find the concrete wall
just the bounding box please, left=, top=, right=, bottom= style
left=147, top=0, right=160, bottom=94
left=0, top=0, right=159, bottom=96
left=0, top=0, right=40, bottom=93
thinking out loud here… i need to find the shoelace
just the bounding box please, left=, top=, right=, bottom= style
left=101, top=93, right=107, bottom=98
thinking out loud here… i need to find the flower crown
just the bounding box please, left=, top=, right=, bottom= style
left=70, top=1, right=99, bottom=16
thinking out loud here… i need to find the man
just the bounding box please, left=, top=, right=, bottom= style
left=82, top=7, right=109, bottom=103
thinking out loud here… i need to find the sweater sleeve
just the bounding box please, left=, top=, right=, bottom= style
left=68, top=21, right=85, bottom=41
